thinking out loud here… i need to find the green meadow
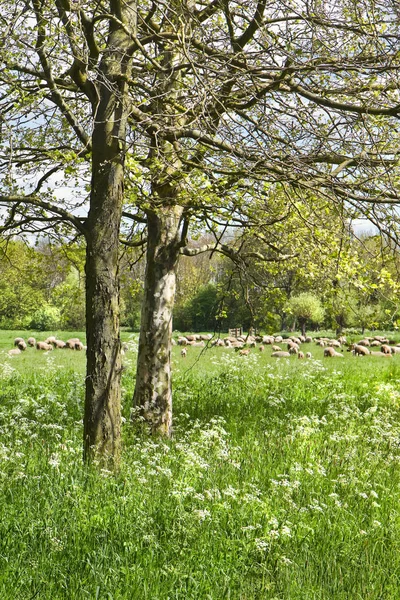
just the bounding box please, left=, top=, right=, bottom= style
left=1, top=331, right=400, bottom=598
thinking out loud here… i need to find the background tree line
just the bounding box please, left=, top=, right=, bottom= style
left=4, top=221, right=400, bottom=336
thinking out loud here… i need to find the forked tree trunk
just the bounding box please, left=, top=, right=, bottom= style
left=83, top=2, right=136, bottom=467
left=133, top=205, right=184, bottom=435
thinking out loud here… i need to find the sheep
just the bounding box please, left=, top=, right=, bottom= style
left=298, top=351, right=305, bottom=359
left=180, top=348, right=187, bottom=358
left=272, top=345, right=282, bottom=352
left=328, top=340, right=341, bottom=348
left=271, top=351, right=290, bottom=358
left=391, top=347, right=400, bottom=354
left=306, top=352, right=312, bottom=359
left=45, top=336, right=57, bottom=345
left=239, top=349, right=250, bottom=356
left=324, top=347, right=344, bottom=358
left=17, top=340, right=27, bottom=351
left=274, top=336, right=283, bottom=343
left=350, top=344, right=370, bottom=356
left=27, top=337, right=36, bottom=347
left=14, top=337, right=25, bottom=347
left=177, top=337, right=188, bottom=346
left=370, top=351, right=392, bottom=357
left=8, top=348, right=21, bottom=356
left=381, top=344, right=392, bottom=355
left=66, top=338, right=82, bottom=350
left=288, top=344, right=299, bottom=355
left=54, top=340, right=67, bottom=349
left=259, top=345, right=264, bottom=352
left=287, top=341, right=299, bottom=352
left=305, top=336, right=313, bottom=343
left=357, top=339, right=370, bottom=347
left=36, top=341, right=53, bottom=351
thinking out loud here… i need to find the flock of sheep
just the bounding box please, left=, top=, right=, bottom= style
left=7, top=332, right=400, bottom=360
left=8, top=336, right=85, bottom=356
left=178, top=333, right=400, bottom=359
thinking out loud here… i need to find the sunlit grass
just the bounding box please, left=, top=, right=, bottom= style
left=1, top=332, right=400, bottom=597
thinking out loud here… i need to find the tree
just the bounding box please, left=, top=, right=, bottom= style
left=1, top=0, right=137, bottom=466
left=2, top=0, right=400, bottom=453
left=285, top=293, right=325, bottom=336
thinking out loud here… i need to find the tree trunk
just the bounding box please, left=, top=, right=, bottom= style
left=301, top=320, right=306, bottom=337
left=83, top=2, right=136, bottom=467
left=133, top=205, right=184, bottom=436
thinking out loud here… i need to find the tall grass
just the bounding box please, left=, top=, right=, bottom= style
left=1, top=338, right=400, bottom=597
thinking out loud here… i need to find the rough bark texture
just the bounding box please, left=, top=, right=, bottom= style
left=83, top=1, right=136, bottom=467
left=133, top=204, right=184, bottom=436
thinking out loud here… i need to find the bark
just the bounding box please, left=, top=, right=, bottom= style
left=83, top=1, right=136, bottom=467
left=301, top=320, right=306, bottom=337
left=133, top=204, right=184, bottom=436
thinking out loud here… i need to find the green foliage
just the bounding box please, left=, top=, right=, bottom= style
left=174, top=284, right=219, bottom=332
left=285, top=292, right=325, bottom=333
left=50, top=268, right=85, bottom=330
left=29, top=304, right=61, bottom=331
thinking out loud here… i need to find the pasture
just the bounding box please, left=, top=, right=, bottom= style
left=1, top=331, right=400, bottom=598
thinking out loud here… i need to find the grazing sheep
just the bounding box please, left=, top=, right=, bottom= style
left=370, top=341, right=381, bottom=347
left=272, top=345, right=282, bottom=352
left=357, top=339, right=370, bottom=347
left=178, top=337, right=188, bottom=346
left=324, top=347, right=344, bottom=358
left=298, top=351, right=305, bottom=359
left=317, top=340, right=325, bottom=347
left=259, top=345, right=264, bottom=352
left=27, top=337, right=36, bottom=347
left=54, top=340, right=67, bottom=349
left=239, top=349, right=250, bottom=356
left=305, top=336, right=313, bottom=343
left=288, top=345, right=299, bottom=355
left=351, top=344, right=370, bottom=356
left=181, top=348, right=187, bottom=358
left=66, top=338, right=82, bottom=350
left=45, top=336, right=57, bottom=345
left=287, top=342, right=299, bottom=352
left=249, top=341, right=257, bottom=348
left=306, top=352, right=312, bottom=359
left=381, top=344, right=392, bottom=355
left=17, top=340, right=27, bottom=351
left=36, top=341, right=53, bottom=351
left=370, top=351, right=392, bottom=357
left=328, top=340, right=341, bottom=348
left=391, top=347, right=400, bottom=354
left=271, top=351, right=290, bottom=358
left=8, top=348, right=21, bottom=356
left=274, top=336, right=283, bottom=343
left=14, top=337, right=24, bottom=347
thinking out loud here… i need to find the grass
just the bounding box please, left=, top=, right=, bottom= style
left=1, top=331, right=400, bottom=597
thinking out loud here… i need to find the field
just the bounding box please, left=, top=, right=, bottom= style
left=2, top=331, right=400, bottom=598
